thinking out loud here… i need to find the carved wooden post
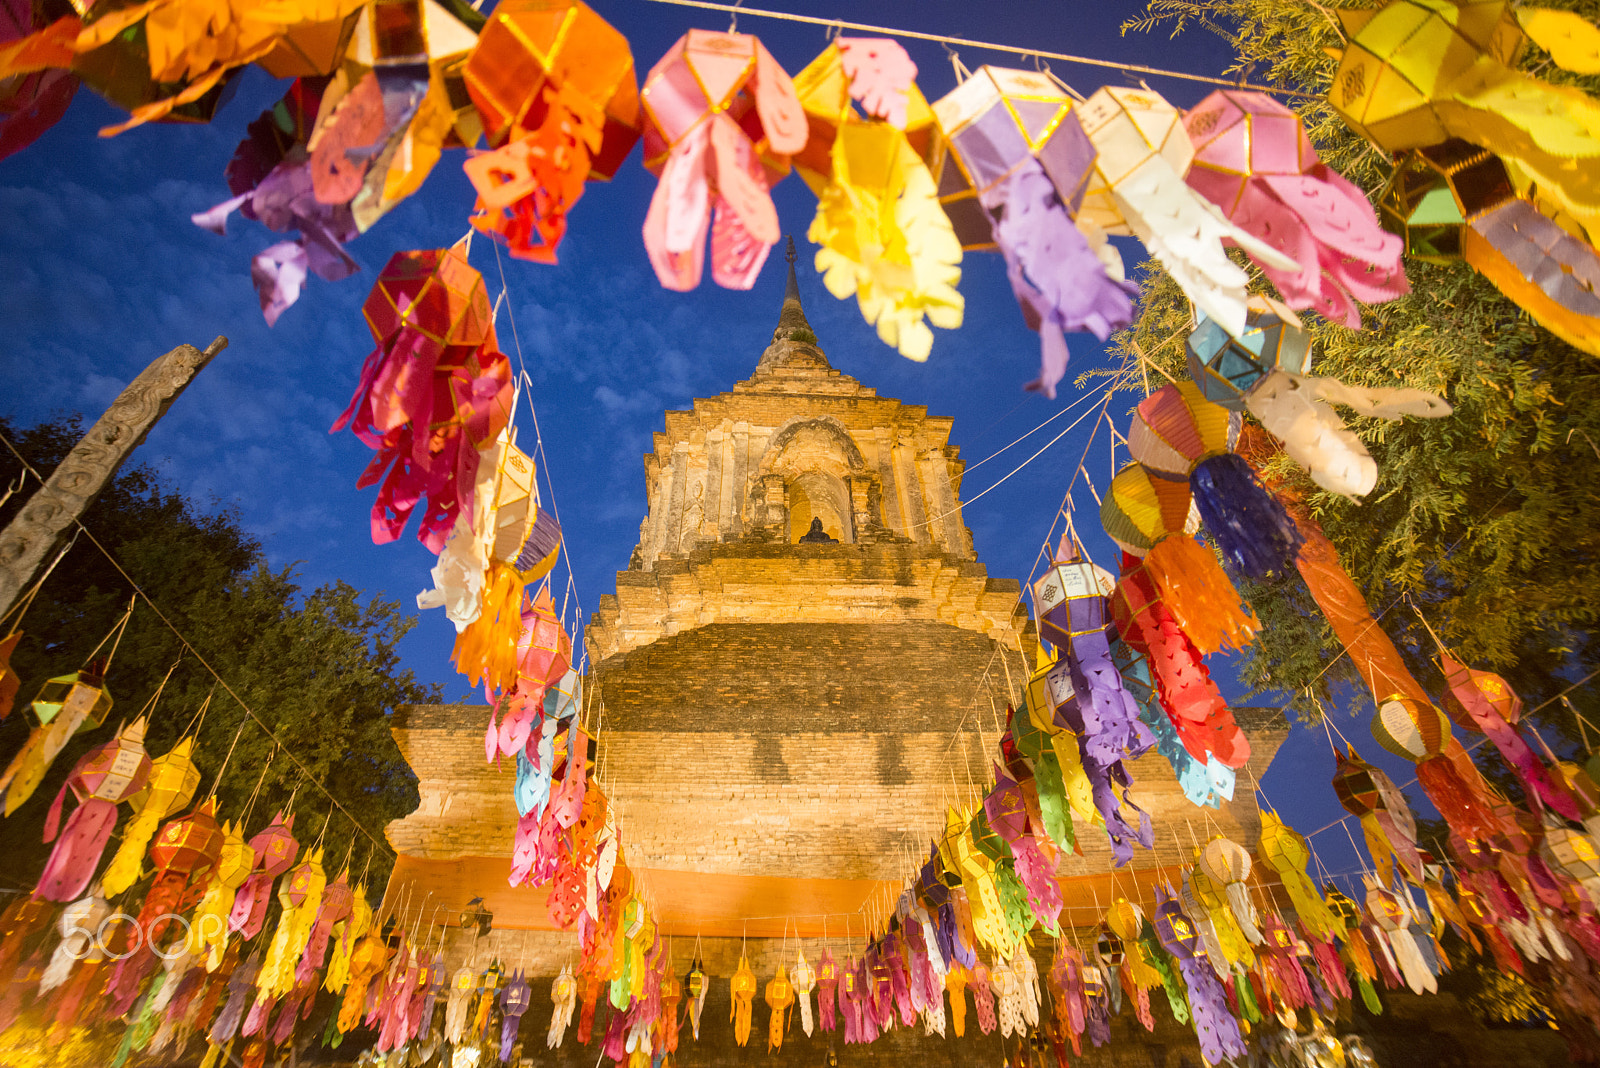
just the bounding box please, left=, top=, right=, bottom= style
left=0, top=337, right=227, bottom=618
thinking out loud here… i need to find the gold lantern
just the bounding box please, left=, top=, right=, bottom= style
left=28, top=669, right=111, bottom=730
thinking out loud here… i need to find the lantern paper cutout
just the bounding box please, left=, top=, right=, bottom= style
left=1189, top=298, right=1451, bottom=498
left=791, top=43, right=963, bottom=361
left=1183, top=89, right=1409, bottom=327
left=1101, top=461, right=1258, bottom=656
left=1333, top=749, right=1422, bottom=887
left=101, top=736, right=201, bottom=896
left=1131, top=380, right=1304, bottom=580
left=1076, top=85, right=1297, bottom=341
left=1439, top=648, right=1579, bottom=820
left=1110, top=556, right=1250, bottom=770
left=230, top=811, right=299, bottom=939
left=1381, top=140, right=1600, bottom=356
left=333, top=241, right=512, bottom=553
left=190, top=78, right=360, bottom=326
left=932, top=66, right=1138, bottom=397
left=1112, top=639, right=1234, bottom=809
left=1258, top=809, right=1342, bottom=941
left=0, top=666, right=112, bottom=815
left=463, top=0, right=640, bottom=263
left=1030, top=543, right=1154, bottom=866
left=36, top=717, right=152, bottom=902
left=639, top=29, right=807, bottom=291
left=1198, top=837, right=1263, bottom=944
left=1153, top=883, right=1246, bottom=1065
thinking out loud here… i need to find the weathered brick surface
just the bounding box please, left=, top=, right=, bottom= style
left=595, top=622, right=1020, bottom=733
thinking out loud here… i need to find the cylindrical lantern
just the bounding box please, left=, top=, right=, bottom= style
left=1129, top=381, right=1303, bottom=580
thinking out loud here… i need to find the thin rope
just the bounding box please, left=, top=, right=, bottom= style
left=640, top=0, right=1319, bottom=98
left=1, top=527, right=79, bottom=638
left=0, top=426, right=399, bottom=860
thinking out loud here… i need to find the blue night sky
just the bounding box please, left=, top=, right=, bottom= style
left=0, top=0, right=1420, bottom=887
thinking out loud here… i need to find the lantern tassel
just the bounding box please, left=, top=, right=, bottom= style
left=1189, top=452, right=1303, bottom=580
left=1141, top=535, right=1260, bottom=655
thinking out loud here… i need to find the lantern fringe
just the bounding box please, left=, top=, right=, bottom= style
left=1143, top=535, right=1259, bottom=656
left=1189, top=452, right=1303, bottom=580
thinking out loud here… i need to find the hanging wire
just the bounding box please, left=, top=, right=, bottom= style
left=0, top=426, right=401, bottom=861
left=638, top=0, right=1320, bottom=98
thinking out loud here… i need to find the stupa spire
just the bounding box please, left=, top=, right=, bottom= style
left=773, top=236, right=814, bottom=342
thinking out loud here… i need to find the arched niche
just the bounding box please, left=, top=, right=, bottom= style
left=788, top=470, right=850, bottom=543
left=752, top=417, right=875, bottom=543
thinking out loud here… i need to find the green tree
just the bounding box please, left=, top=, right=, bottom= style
left=0, top=417, right=435, bottom=897
left=1110, top=1, right=1600, bottom=747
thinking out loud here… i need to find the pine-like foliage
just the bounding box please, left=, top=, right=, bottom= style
left=1112, top=1, right=1600, bottom=730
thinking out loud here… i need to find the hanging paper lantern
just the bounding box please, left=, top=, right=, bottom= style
left=333, top=242, right=512, bottom=554
left=230, top=811, right=299, bottom=939
left=1151, top=883, right=1247, bottom=1064
left=1333, top=749, right=1423, bottom=886
left=1188, top=299, right=1451, bottom=498
left=36, top=717, right=152, bottom=902
left=1183, top=89, right=1409, bottom=327
left=932, top=66, right=1137, bottom=397
left=1329, top=1, right=1600, bottom=240
left=1130, top=380, right=1303, bottom=579
left=0, top=664, right=113, bottom=815
left=189, top=77, right=360, bottom=326
left=1258, top=809, right=1342, bottom=940
left=0, top=0, right=324, bottom=135
left=1198, top=836, right=1263, bottom=944
left=463, top=0, right=640, bottom=263
left=1185, top=297, right=1313, bottom=411
left=1374, top=695, right=1500, bottom=845
left=102, top=735, right=202, bottom=896
left=130, top=796, right=224, bottom=953
left=791, top=41, right=963, bottom=361
left=25, top=668, right=112, bottom=731
left=1030, top=544, right=1153, bottom=866
left=1543, top=824, right=1600, bottom=898
left=1439, top=648, right=1582, bottom=821
left=1110, top=556, right=1250, bottom=769
left=1101, top=462, right=1257, bottom=656
left=1076, top=85, right=1298, bottom=341
left=1330, top=3, right=1600, bottom=355
left=639, top=29, right=806, bottom=291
